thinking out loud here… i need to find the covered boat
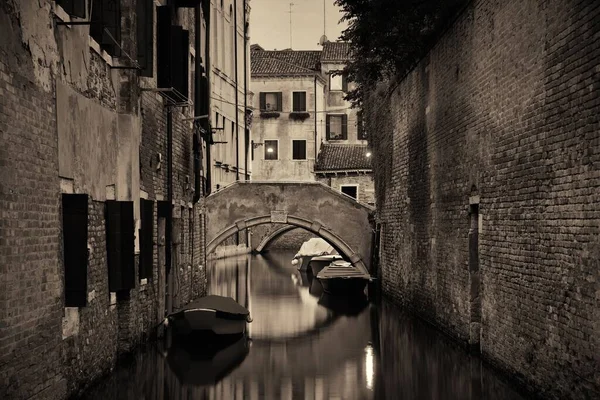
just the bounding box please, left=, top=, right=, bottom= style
left=167, top=334, right=249, bottom=386
left=316, top=260, right=371, bottom=295
left=309, top=254, right=344, bottom=276
left=293, top=238, right=340, bottom=272
left=168, top=295, right=251, bottom=337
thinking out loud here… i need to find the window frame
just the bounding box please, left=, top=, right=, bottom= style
left=291, top=139, right=307, bottom=160
left=260, top=92, right=283, bottom=112
left=264, top=139, right=279, bottom=160
left=326, top=114, right=348, bottom=141
left=292, top=91, right=307, bottom=112
left=340, top=184, right=359, bottom=200
left=329, top=72, right=348, bottom=92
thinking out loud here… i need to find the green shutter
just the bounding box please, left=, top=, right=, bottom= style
left=137, top=0, right=154, bottom=77
left=259, top=93, right=266, bottom=111
left=326, top=115, right=331, bottom=140
left=342, top=114, right=348, bottom=139
left=62, top=194, right=89, bottom=307
left=276, top=92, right=283, bottom=111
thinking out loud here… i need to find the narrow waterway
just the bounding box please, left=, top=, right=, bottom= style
left=80, top=250, right=528, bottom=400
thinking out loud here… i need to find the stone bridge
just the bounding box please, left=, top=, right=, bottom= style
left=204, top=181, right=375, bottom=273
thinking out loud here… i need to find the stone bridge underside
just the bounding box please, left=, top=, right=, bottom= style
left=205, top=181, right=375, bottom=273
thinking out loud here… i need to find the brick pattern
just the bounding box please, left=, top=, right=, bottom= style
left=369, top=0, right=600, bottom=399
left=0, top=1, right=208, bottom=398
left=316, top=175, right=375, bottom=206
left=0, top=52, right=66, bottom=399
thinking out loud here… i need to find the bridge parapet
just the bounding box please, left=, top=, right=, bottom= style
left=205, top=181, right=375, bottom=273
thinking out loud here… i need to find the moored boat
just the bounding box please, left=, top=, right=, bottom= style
left=309, top=254, right=344, bottom=276
left=316, top=261, right=371, bottom=296
left=293, top=238, right=338, bottom=271
left=168, top=295, right=251, bottom=337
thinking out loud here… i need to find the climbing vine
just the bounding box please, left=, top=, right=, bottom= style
left=335, top=0, right=468, bottom=107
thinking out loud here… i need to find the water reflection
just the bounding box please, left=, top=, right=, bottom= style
left=81, top=250, right=529, bottom=400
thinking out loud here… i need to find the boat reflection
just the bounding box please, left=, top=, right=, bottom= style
left=80, top=250, right=530, bottom=400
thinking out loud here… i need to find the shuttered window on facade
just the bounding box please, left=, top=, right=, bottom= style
left=139, top=199, right=154, bottom=280
left=56, top=0, right=87, bottom=18
left=292, top=92, right=307, bottom=112
left=62, top=194, right=89, bottom=307
left=106, top=201, right=135, bottom=292
left=157, top=6, right=190, bottom=101
left=292, top=140, right=307, bottom=160
left=326, top=114, right=348, bottom=140
left=259, top=92, right=282, bottom=112
left=90, top=0, right=121, bottom=57
left=136, top=0, right=154, bottom=77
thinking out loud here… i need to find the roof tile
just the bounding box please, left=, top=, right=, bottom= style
left=315, top=143, right=372, bottom=172
left=251, top=50, right=321, bottom=76
left=321, top=41, right=350, bottom=62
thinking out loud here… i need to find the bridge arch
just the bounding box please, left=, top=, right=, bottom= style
left=255, top=225, right=301, bottom=253
left=204, top=181, right=374, bottom=273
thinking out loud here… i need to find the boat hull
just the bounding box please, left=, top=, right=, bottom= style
left=318, top=277, right=369, bottom=296
left=170, top=309, right=247, bottom=337
left=296, top=256, right=312, bottom=272
left=309, top=255, right=343, bottom=276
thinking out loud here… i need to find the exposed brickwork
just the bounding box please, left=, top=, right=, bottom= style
left=316, top=175, right=375, bottom=206
left=0, top=1, right=208, bottom=398
left=369, top=0, right=600, bottom=399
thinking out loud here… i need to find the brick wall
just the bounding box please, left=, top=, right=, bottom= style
left=0, top=1, right=208, bottom=398
left=0, top=47, right=66, bottom=400
left=369, top=0, right=600, bottom=399
left=316, top=174, right=375, bottom=206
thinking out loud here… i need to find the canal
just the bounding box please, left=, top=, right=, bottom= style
left=80, top=250, right=528, bottom=400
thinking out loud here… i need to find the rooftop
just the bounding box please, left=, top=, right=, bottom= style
left=321, top=41, right=351, bottom=63
left=251, top=49, right=322, bottom=76
left=315, top=143, right=372, bottom=172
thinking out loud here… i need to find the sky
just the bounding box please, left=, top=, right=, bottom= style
left=249, top=0, right=349, bottom=50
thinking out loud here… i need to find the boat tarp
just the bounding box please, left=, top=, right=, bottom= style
left=294, top=238, right=338, bottom=258
left=181, top=295, right=249, bottom=317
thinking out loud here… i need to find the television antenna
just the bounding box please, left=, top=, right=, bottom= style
left=288, top=2, right=294, bottom=49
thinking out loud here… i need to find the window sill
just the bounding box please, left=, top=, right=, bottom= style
left=52, top=4, right=71, bottom=27
left=89, top=37, right=114, bottom=67
left=260, top=112, right=281, bottom=119
left=289, top=112, right=310, bottom=121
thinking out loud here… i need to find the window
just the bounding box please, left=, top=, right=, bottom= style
left=157, top=6, right=190, bottom=102
left=106, top=201, right=136, bottom=292
left=292, top=92, right=307, bottom=112
left=62, top=194, right=89, bottom=307
left=341, top=185, right=358, bottom=199
left=56, top=0, right=86, bottom=18
left=330, top=72, right=348, bottom=92
left=357, top=111, right=367, bottom=140
left=260, top=92, right=282, bottom=112
left=264, top=140, right=278, bottom=160
left=292, top=140, right=307, bottom=160
left=90, top=0, right=122, bottom=57
left=326, top=114, right=348, bottom=140
left=139, top=199, right=154, bottom=281
left=136, top=0, right=154, bottom=77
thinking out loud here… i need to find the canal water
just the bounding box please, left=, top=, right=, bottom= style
left=81, top=250, right=528, bottom=400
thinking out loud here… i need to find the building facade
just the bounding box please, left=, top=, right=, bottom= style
left=0, top=0, right=227, bottom=397
left=207, top=0, right=252, bottom=191
left=250, top=41, right=374, bottom=205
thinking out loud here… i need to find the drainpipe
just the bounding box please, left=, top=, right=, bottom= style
left=234, top=0, right=240, bottom=181
left=166, top=107, right=173, bottom=315
left=243, top=16, right=249, bottom=181
left=193, top=4, right=203, bottom=204
left=314, top=75, right=318, bottom=162
left=205, top=1, right=212, bottom=195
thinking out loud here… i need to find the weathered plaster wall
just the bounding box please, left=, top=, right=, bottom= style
left=251, top=77, right=326, bottom=181
left=370, top=0, right=600, bottom=399
left=204, top=182, right=374, bottom=271
left=316, top=174, right=375, bottom=206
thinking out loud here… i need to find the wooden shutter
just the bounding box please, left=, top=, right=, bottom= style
left=293, top=140, right=306, bottom=160
left=292, top=92, right=299, bottom=112
left=106, top=201, right=135, bottom=292
left=342, top=114, right=348, bottom=139
left=137, top=0, right=154, bottom=77
left=300, top=92, right=307, bottom=111
left=259, top=93, right=266, bottom=111
left=342, top=74, right=348, bottom=92
left=62, top=194, right=88, bottom=307
left=171, top=28, right=190, bottom=99
left=120, top=202, right=135, bottom=290
left=157, top=6, right=172, bottom=90
left=56, top=0, right=86, bottom=18
left=276, top=92, right=283, bottom=111
left=106, top=201, right=122, bottom=292
left=90, top=0, right=121, bottom=57
left=326, top=115, right=331, bottom=140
